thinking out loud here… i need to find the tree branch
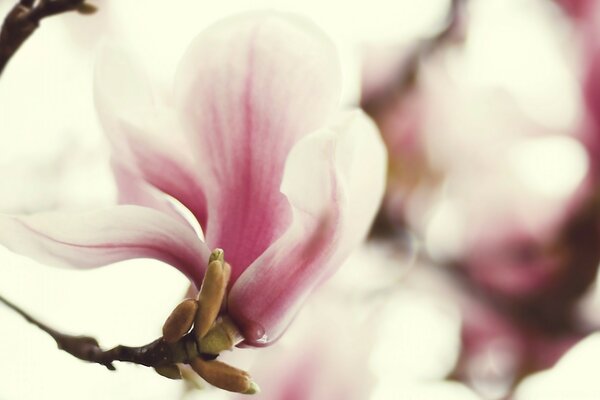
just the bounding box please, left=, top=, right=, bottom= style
left=0, top=0, right=96, bottom=76
left=0, top=293, right=215, bottom=372
left=0, top=250, right=260, bottom=394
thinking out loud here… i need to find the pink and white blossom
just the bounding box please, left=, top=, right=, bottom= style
left=0, top=12, right=386, bottom=346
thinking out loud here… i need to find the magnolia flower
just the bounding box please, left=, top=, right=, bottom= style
left=0, top=11, right=386, bottom=349
left=360, top=45, right=441, bottom=228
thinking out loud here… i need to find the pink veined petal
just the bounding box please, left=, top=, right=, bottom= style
left=94, top=45, right=208, bottom=229
left=111, top=159, right=190, bottom=225
left=228, top=111, right=387, bottom=345
left=117, top=122, right=208, bottom=229
left=0, top=205, right=210, bottom=285
left=174, top=12, right=343, bottom=281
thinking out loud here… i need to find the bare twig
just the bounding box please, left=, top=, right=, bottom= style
left=0, top=293, right=215, bottom=371
left=0, top=0, right=96, bottom=76
left=0, top=249, right=259, bottom=394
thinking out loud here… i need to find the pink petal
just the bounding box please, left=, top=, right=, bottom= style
left=174, top=12, right=342, bottom=279
left=0, top=206, right=210, bottom=285
left=94, top=46, right=208, bottom=228
left=111, top=160, right=189, bottom=225
left=228, top=111, right=387, bottom=345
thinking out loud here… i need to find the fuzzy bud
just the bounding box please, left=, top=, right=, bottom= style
left=162, top=299, right=198, bottom=343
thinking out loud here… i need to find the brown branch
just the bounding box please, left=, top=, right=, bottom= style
left=0, top=250, right=260, bottom=394
left=0, top=293, right=215, bottom=372
left=0, top=0, right=97, bottom=76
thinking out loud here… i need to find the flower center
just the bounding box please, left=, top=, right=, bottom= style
left=159, top=249, right=258, bottom=395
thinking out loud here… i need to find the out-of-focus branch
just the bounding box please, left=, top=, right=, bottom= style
left=0, top=0, right=96, bottom=76
left=0, top=293, right=215, bottom=371
left=361, top=0, right=467, bottom=113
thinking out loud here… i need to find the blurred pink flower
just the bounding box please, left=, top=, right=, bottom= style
left=362, top=6, right=600, bottom=392
left=455, top=283, right=589, bottom=396
left=554, top=0, right=595, bottom=20
left=361, top=45, right=441, bottom=228
left=584, top=48, right=600, bottom=135
left=0, top=12, right=386, bottom=346
left=363, top=19, right=597, bottom=307
left=230, top=279, right=378, bottom=400
left=230, top=244, right=464, bottom=400
left=559, top=0, right=600, bottom=175
left=449, top=0, right=600, bottom=311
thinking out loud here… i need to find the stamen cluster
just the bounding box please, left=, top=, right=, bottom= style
left=159, top=249, right=258, bottom=395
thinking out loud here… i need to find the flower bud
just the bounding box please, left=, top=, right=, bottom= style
left=162, top=298, right=198, bottom=343
left=209, top=248, right=225, bottom=263
left=76, top=3, right=98, bottom=14
left=195, top=259, right=231, bottom=340
left=189, top=358, right=259, bottom=394
left=154, top=364, right=182, bottom=380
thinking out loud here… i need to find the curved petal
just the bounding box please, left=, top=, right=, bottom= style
left=174, top=12, right=343, bottom=276
left=228, top=111, right=387, bottom=345
left=94, top=46, right=208, bottom=228
left=0, top=205, right=210, bottom=285
left=111, top=159, right=188, bottom=225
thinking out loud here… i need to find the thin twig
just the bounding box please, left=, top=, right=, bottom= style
left=0, top=293, right=214, bottom=371
left=0, top=0, right=96, bottom=76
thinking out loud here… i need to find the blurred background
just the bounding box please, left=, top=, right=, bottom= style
left=1, top=0, right=600, bottom=399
